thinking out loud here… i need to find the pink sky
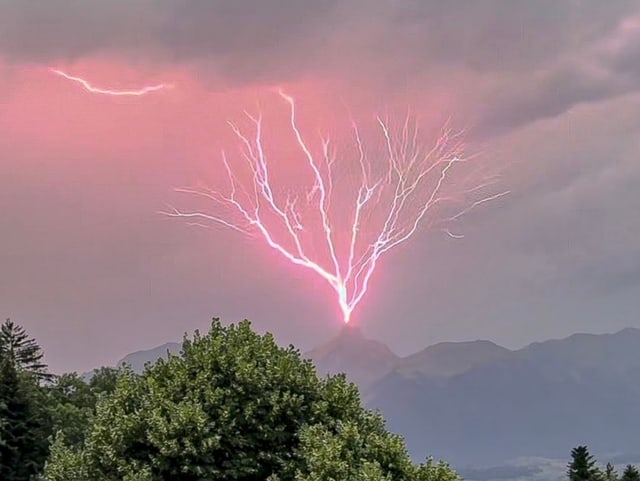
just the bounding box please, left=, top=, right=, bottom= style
left=1, top=2, right=640, bottom=373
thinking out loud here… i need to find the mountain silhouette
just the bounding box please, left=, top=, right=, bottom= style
left=103, top=326, right=640, bottom=468
left=305, top=324, right=399, bottom=388
left=307, top=326, right=640, bottom=466
left=117, top=342, right=182, bottom=373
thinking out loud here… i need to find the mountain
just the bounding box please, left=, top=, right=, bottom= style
left=99, top=326, right=640, bottom=470
left=364, top=328, right=640, bottom=466
left=306, top=326, right=640, bottom=467
left=305, top=324, right=399, bottom=388
left=395, top=340, right=511, bottom=378
left=82, top=342, right=182, bottom=380
left=118, top=342, right=182, bottom=373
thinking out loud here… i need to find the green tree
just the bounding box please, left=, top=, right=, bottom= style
left=605, top=463, right=618, bottom=481
left=46, top=367, right=120, bottom=447
left=39, top=433, right=89, bottom=481
left=47, top=373, right=95, bottom=447
left=88, top=366, right=119, bottom=396
left=621, top=465, right=640, bottom=481
left=567, top=446, right=602, bottom=481
left=413, top=458, right=461, bottom=481
left=291, top=410, right=413, bottom=481
left=43, top=318, right=459, bottom=481
left=0, top=354, right=51, bottom=480
left=0, top=319, right=51, bottom=381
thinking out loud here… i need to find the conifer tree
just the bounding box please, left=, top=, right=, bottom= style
left=0, top=319, right=51, bottom=381
left=0, top=354, right=50, bottom=480
left=621, top=465, right=640, bottom=481
left=567, top=446, right=602, bottom=481
left=605, top=463, right=618, bottom=481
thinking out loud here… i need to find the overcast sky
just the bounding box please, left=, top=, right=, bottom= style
left=1, top=1, right=639, bottom=373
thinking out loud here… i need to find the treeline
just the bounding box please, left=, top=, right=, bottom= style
left=568, top=445, right=640, bottom=481
left=1, top=318, right=459, bottom=481
left=0, top=319, right=119, bottom=479
left=5, top=317, right=634, bottom=481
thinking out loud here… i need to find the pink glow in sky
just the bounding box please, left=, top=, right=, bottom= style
left=165, top=90, right=509, bottom=325
left=1, top=2, right=640, bottom=373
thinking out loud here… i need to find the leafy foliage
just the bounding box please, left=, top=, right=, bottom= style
left=46, top=367, right=119, bottom=447
left=292, top=415, right=410, bottom=480
left=42, top=318, right=459, bottom=481
left=39, top=433, right=89, bottom=481
left=88, top=366, right=119, bottom=396
left=8, top=315, right=639, bottom=481
left=413, top=458, right=461, bottom=481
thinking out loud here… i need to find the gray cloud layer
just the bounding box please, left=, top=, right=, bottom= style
left=0, top=3, right=634, bottom=71
left=479, top=11, right=640, bottom=135
left=2, top=1, right=639, bottom=134
left=2, top=2, right=640, bottom=371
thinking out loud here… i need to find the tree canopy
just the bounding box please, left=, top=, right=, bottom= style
left=3, top=317, right=638, bottom=481
left=42, top=318, right=459, bottom=481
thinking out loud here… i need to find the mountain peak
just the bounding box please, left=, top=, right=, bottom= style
left=305, top=325, right=398, bottom=388
left=335, top=324, right=368, bottom=343
left=117, top=342, right=182, bottom=373
left=397, top=339, right=512, bottom=378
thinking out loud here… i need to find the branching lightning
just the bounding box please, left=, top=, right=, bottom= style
left=164, top=92, right=509, bottom=324
left=50, top=68, right=171, bottom=96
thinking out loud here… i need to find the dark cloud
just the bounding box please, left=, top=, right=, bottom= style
left=355, top=0, right=634, bottom=72
left=0, top=1, right=635, bottom=75
left=2, top=1, right=640, bottom=132
left=479, top=92, right=640, bottom=304
left=474, top=9, right=640, bottom=136
left=477, top=67, right=612, bottom=137
left=2, top=2, right=640, bottom=371
left=0, top=0, right=338, bottom=75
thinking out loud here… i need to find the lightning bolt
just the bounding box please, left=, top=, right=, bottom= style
left=443, top=228, right=465, bottom=239
left=164, top=92, right=508, bottom=324
left=50, top=68, right=172, bottom=96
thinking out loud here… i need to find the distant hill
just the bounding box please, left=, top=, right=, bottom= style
left=396, top=340, right=511, bottom=378
left=116, top=342, right=182, bottom=373
left=305, top=324, right=398, bottom=388
left=307, top=326, right=640, bottom=467
left=83, top=342, right=181, bottom=380
left=98, top=326, right=640, bottom=470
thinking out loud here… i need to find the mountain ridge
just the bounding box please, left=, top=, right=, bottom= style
left=96, top=325, right=640, bottom=468
left=106, top=326, right=640, bottom=377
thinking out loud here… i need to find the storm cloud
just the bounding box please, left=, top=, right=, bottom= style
left=1, top=2, right=639, bottom=372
